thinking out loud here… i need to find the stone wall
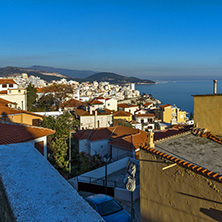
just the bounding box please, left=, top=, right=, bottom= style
left=0, top=178, right=15, bottom=222
left=140, top=149, right=222, bottom=222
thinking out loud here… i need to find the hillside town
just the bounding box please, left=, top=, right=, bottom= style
left=0, top=73, right=221, bottom=222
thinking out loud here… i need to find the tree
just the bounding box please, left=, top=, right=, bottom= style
left=41, top=84, right=74, bottom=109
left=37, top=94, right=55, bottom=111
left=27, top=84, right=37, bottom=110
left=41, top=112, right=79, bottom=174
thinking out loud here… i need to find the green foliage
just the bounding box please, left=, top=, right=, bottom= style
left=41, top=112, right=79, bottom=174
left=118, top=121, right=133, bottom=128
left=37, top=94, right=55, bottom=111
left=27, top=83, right=37, bottom=110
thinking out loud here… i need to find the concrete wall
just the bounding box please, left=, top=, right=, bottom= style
left=79, top=139, right=90, bottom=153
left=112, top=146, right=134, bottom=160
left=194, top=94, right=222, bottom=135
left=105, top=99, right=117, bottom=111
left=0, top=92, right=27, bottom=110
left=115, top=185, right=140, bottom=202
left=140, top=149, right=222, bottom=222
left=90, top=139, right=110, bottom=156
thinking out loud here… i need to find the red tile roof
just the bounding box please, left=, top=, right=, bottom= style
left=118, top=103, right=138, bottom=108
left=88, top=100, right=104, bottom=105
left=35, top=87, right=45, bottom=93
left=143, top=102, right=153, bottom=107
left=0, top=90, right=8, bottom=94
left=0, top=98, right=17, bottom=107
left=94, top=97, right=104, bottom=100
left=72, top=108, right=90, bottom=116
left=61, top=99, right=85, bottom=108
left=113, top=111, right=132, bottom=117
left=0, top=79, right=17, bottom=85
left=154, top=128, right=190, bottom=141
left=135, top=114, right=155, bottom=117
left=159, top=104, right=171, bottom=109
left=109, top=130, right=148, bottom=150
left=0, top=121, right=55, bottom=145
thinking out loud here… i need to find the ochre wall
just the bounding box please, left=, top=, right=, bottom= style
left=194, top=95, right=222, bottom=136
left=113, top=116, right=132, bottom=122
left=140, top=149, right=222, bottom=222
left=163, top=107, right=172, bottom=123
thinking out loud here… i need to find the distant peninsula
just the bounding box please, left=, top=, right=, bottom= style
left=0, top=66, right=156, bottom=84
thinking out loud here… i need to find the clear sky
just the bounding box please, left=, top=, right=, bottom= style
left=1, top=0, right=222, bottom=80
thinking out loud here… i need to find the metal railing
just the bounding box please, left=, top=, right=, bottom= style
left=76, top=175, right=119, bottom=188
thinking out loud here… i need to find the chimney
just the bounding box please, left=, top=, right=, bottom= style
left=148, top=131, right=154, bottom=148
left=213, top=80, right=217, bottom=94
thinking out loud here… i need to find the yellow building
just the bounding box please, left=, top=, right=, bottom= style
left=193, top=93, right=222, bottom=135
left=0, top=105, right=43, bottom=126
left=113, top=110, right=132, bottom=122
left=155, top=104, right=188, bottom=124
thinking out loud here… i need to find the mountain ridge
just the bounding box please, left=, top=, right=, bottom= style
left=0, top=66, right=155, bottom=84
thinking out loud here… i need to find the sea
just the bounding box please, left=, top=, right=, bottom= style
left=136, top=80, right=222, bottom=116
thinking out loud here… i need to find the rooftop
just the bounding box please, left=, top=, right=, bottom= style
left=159, top=104, right=171, bottom=109
left=154, top=133, right=222, bottom=175
left=0, top=142, right=103, bottom=222
left=61, top=98, right=85, bottom=108
left=0, top=121, right=55, bottom=145
left=118, top=103, right=138, bottom=108
left=0, top=79, right=17, bottom=85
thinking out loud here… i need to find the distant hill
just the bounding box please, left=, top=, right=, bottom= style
left=82, top=72, right=155, bottom=84
left=0, top=66, right=71, bottom=82
left=29, top=65, right=97, bottom=78
left=0, top=66, right=155, bottom=84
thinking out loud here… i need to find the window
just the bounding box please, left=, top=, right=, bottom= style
left=9, top=84, right=13, bottom=88
left=108, top=103, right=110, bottom=106
left=2, top=84, right=7, bottom=88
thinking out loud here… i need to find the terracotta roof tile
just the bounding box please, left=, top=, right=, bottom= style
left=109, top=130, right=148, bottom=150
left=159, top=104, right=171, bottom=109
left=61, top=99, right=85, bottom=108
left=0, top=98, right=17, bottom=106
left=135, top=114, right=155, bottom=117
left=0, top=90, right=8, bottom=94
left=88, top=100, right=104, bottom=105
left=0, top=121, right=55, bottom=145
left=143, top=102, right=153, bottom=107
left=0, top=79, right=17, bottom=85
left=154, top=128, right=189, bottom=141
left=118, top=103, right=138, bottom=108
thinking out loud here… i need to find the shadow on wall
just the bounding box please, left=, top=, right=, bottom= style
left=177, top=192, right=222, bottom=205
left=200, top=208, right=222, bottom=222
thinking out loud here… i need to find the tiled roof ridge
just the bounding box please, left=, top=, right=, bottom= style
left=141, top=145, right=222, bottom=182
left=0, top=120, right=55, bottom=133
left=154, top=130, right=191, bottom=143
left=192, top=127, right=222, bottom=145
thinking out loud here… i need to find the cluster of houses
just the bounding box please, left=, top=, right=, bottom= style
left=1, top=75, right=220, bottom=222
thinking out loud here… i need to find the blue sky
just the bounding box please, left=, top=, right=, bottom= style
left=1, top=0, right=222, bottom=80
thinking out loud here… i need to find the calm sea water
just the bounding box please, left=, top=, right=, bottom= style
left=136, top=80, right=222, bottom=116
